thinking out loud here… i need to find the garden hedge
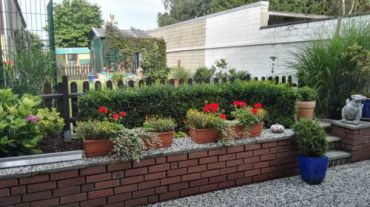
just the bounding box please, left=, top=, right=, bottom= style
left=78, top=81, right=297, bottom=130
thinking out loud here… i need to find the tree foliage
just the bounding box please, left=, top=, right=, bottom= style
left=54, top=0, right=103, bottom=47
left=158, top=0, right=370, bottom=27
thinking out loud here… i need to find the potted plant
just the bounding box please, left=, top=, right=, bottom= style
left=186, top=103, right=227, bottom=144
left=143, top=117, right=177, bottom=148
left=231, top=102, right=267, bottom=137
left=297, top=86, right=317, bottom=121
left=293, top=120, right=328, bottom=185
left=76, top=120, right=123, bottom=157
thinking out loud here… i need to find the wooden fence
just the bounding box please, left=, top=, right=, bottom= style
left=58, top=64, right=93, bottom=80
left=40, top=75, right=295, bottom=136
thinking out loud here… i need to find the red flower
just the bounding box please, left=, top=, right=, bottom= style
left=119, top=111, right=127, bottom=117
left=219, top=114, right=227, bottom=120
left=233, top=101, right=247, bottom=108
left=254, top=102, right=263, bottom=109
left=98, top=106, right=109, bottom=114
left=251, top=108, right=258, bottom=115
left=112, top=114, right=120, bottom=120
left=203, top=103, right=219, bottom=113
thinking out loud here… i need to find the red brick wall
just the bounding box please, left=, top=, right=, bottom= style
left=332, top=126, right=370, bottom=161
left=0, top=139, right=298, bottom=207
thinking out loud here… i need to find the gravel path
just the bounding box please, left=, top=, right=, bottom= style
left=148, top=160, right=370, bottom=207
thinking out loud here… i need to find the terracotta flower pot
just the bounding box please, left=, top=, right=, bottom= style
left=297, top=101, right=316, bottom=121
left=234, top=125, right=245, bottom=139
left=248, top=122, right=264, bottom=137
left=83, top=139, right=113, bottom=157
left=144, top=131, right=175, bottom=149
left=189, top=128, right=219, bottom=144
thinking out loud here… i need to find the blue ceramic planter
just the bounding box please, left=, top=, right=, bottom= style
left=298, top=155, right=328, bottom=185
left=363, top=100, right=370, bottom=119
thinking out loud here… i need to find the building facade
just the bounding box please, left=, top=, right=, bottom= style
left=149, top=1, right=370, bottom=78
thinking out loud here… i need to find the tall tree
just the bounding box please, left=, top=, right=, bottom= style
left=54, top=0, right=103, bottom=47
left=158, top=0, right=370, bottom=27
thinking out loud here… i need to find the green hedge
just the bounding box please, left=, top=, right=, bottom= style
left=78, top=81, right=297, bottom=129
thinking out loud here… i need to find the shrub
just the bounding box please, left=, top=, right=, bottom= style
left=295, top=23, right=370, bottom=118
left=297, top=86, right=317, bottom=101
left=293, top=120, right=327, bottom=157
left=78, top=81, right=297, bottom=130
left=0, top=89, right=43, bottom=157
left=229, top=69, right=250, bottom=81
left=112, top=128, right=158, bottom=161
left=146, top=67, right=170, bottom=80
left=75, top=120, right=123, bottom=140
left=231, top=102, right=267, bottom=126
left=169, top=67, right=190, bottom=80
left=143, top=117, right=176, bottom=132
left=194, top=67, right=212, bottom=83
left=186, top=109, right=224, bottom=129
left=37, top=108, right=65, bottom=138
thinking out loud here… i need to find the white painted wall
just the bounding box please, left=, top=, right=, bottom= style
left=204, top=3, right=370, bottom=78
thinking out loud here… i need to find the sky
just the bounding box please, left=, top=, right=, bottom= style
left=86, top=0, right=165, bottom=30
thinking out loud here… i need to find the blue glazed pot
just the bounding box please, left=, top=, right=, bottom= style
left=362, top=100, right=370, bottom=118
left=298, top=155, right=328, bottom=185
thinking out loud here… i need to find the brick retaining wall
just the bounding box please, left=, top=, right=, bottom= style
left=331, top=124, right=370, bottom=162
left=0, top=139, right=298, bottom=207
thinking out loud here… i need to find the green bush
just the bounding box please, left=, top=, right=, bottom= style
left=194, top=67, right=212, bottom=83
left=297, top=86, right=317, bottom=101
left=186, top=109, right=224, bottom=129
left=37, top=108, right=65, bottom=138
left=293, top=120, right=327, bottom=157
left=75, top=120, right=123, bottom=140
left=143, top=117, right=176, bottom=132
left=0, top=89, right=43, bottom=157
left=169, top=67, right=190, bottom=80
left=78, top=81, right=297, bottom=130
left=295, top=23, right=370, bottom=118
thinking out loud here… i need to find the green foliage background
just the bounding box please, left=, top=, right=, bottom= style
left=78, top=81, right=297, bottom=130
left=105, top=24, right=167, bottom=78
left=54, top=0, right=103, bottom=47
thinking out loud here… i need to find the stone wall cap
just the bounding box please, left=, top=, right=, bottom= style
left=331, top=120, right=370, bottom=130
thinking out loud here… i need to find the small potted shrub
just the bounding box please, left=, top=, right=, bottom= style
left=186, top=103, right=227, bottom=144
left=76, top=120, right=123, bottom=157
left=231, top=101, right=267, bottom=137
left=297, top=86, right=317, bottom=121
left=143, top=117, right=177, bottom=148
left=293, top=120, right=328, bottom=185
left=37, top=108, right=65, bottom=153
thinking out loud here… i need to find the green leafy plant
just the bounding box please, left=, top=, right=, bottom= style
left=112, top=128, right=157, bottom=161
left=228, top=69, right=250, bottom=80
left=231, top=105, right=267, bottom=126
left=146, top=67, right=170, bottom=80
left=169, top=67, right=190, bottom=81
left=193, top=67, right=212, bottom=83
left=75, top=120, right=123, bottom=140
left=295, top=23, right=370, bottom=118
left=79, top=81, right=297, bottom=130
left=186, top=109, right=224, bottom=129
left=297, top=86, right=317, bottom=102
left=293, top=120, right=328, bottom=157
left=37, top=108, right=65, bottom=138
left=143, top=117, right=176, bottom=132
left=0, top=89, right=43, bottom=157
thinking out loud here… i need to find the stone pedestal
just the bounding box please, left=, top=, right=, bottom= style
left=331, top=121, right=370, bottom=161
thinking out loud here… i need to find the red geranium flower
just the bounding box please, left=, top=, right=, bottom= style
left=209, top=103, right=219, bottom=112
left=219, top=114, right=227, bottom=120
left=119, top=111, right=127, bottom=117
left=251, top=108, right=258, bottom=115
left=233, top=101, right=247, bottom=108
left=98, top=106, right=109, bottom=114
left=254, top=103, right=263, bottom=109
left=112, top=114, right=120, bottom=120
left=203, top=104, right=211, bottom=113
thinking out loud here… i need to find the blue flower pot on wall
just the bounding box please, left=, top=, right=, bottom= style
left=362, top=100, right=370, bottom=119
left=298, top=155, right=328, bottom=185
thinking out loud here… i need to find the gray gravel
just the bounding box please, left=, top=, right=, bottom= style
left=0, top=129, right=293, bottom=179
left=148, top=160, right=370, bottom=207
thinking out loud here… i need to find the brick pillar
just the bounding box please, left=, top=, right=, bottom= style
left=331, top=121, right=370, bottom=161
